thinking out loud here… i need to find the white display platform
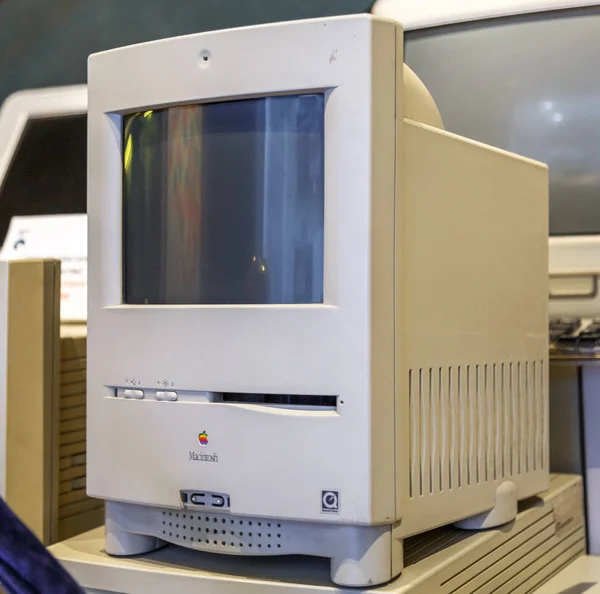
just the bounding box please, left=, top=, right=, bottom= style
left=535, top=555, right=600, bottom=593
left=51, top=527, right=336, bottom=594
left=49, top=475, right=586, bottom=594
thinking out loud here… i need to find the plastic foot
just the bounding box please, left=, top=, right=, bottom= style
left=330, top=525, right=401, bottom=587
left=454, top=480, right=518, bottom=530
left=105, top=501, right=165, bottom=556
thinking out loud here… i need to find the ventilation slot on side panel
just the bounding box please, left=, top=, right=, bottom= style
left=408, top=361, right=546, bottom=499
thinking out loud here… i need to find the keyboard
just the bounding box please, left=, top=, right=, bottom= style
left=549, top=317, right=600, bottom=352
left=549, top=318, right=581, bottom=342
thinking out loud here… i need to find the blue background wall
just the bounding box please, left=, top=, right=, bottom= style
left=0, top=0, right=374, bottom=105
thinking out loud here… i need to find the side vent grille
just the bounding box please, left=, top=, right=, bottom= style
left=408, top=361, right=546, bottom=498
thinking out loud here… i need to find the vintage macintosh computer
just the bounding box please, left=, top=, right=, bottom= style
left=0, top=85, right=88, bottom=322
left=0, top=85, right=100, bottom=543
left=87, top=15, right=548, bottom=587
left=373, top=0, right=600, bottom=557
left=372, top=0, right=600, bottom=339
left=0, top=85, right=87, bottom=244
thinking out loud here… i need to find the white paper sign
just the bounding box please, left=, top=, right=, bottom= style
left=0, top=214, right=87, bottom=321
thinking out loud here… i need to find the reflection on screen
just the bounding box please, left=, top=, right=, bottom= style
left=0, top=116, right=87, bottom=245
left=122, top=94, right=325, bottom=305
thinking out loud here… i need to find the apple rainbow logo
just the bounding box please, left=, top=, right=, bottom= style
left=198, top=431, right=208, bottom=446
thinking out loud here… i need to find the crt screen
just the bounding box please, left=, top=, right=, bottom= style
left=0, top=115, right=87, bottom=244
left=405, top=7, right=600, bottom=236
left=122, top=94, right=325, bottom=305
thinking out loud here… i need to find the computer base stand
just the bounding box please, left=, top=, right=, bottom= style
left=454, top=480, right=518, bottom=530
left=104, top=500, right=403, bottom=587
left=52, top=475, right=585, bottom=594
left=105, top=481, right=520, bottom=586
left=105, top=504, right=165, bottom=557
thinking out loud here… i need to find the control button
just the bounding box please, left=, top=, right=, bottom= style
left=211, top=496, right=225, bottom=508
left=190, top=494, right=205, bottom=505
left=123, top=389, right=144, bottom=399
left=156, top=390, right=178, bottom=401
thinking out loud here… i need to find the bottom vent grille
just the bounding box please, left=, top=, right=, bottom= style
left=158, top=510, right=284, bottom=553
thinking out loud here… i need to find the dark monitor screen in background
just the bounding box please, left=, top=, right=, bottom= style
left=404, top=7, right=600, bottom=236
left=0, top=115, right=87, bottom=245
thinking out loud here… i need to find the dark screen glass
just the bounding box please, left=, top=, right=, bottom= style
left=122, top=94, right=325, bottom=305
left=0, top=116, right=87, bottom=244
left=405, top=7, right=600, bottom=236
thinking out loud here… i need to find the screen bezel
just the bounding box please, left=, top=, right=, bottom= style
left=87, top=16, right=397, bottom=387
left=90, top=20, right=382, bottom=312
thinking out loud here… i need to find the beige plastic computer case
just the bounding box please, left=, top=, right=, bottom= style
left=87, top=16, right=549, bottom=587
left=1, top=259, right=101, bottom=544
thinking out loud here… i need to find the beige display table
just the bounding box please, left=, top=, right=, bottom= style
left=534, top=555, right=600, bottom=593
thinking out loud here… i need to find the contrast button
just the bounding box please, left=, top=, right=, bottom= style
left=156, top=390, right=178, bottom=401
left=123, top=389, right=144, bottom=399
